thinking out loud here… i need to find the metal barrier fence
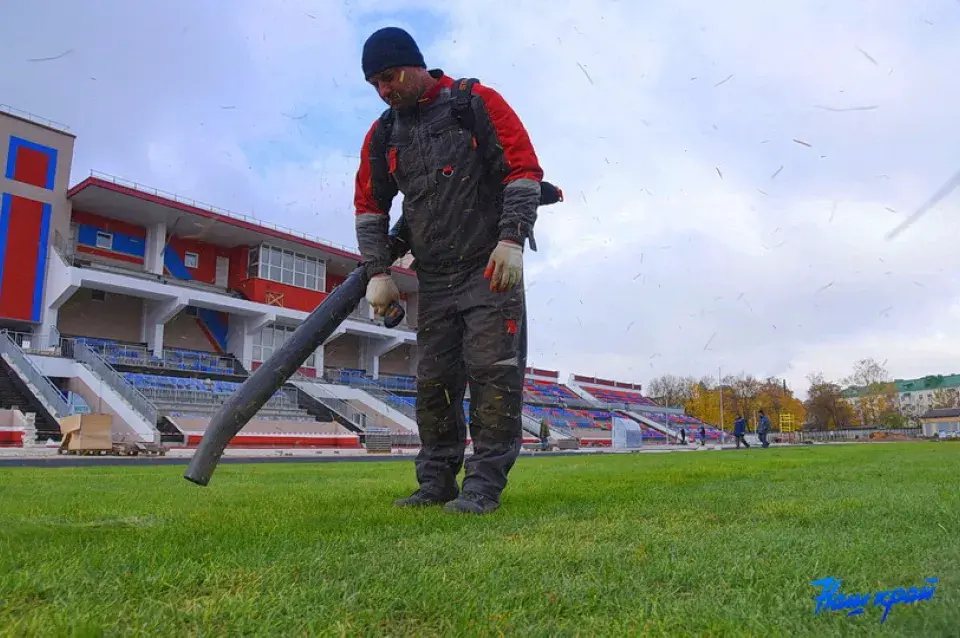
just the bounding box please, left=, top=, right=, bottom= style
left=141, top=385, right=300, bottom=411
left=362, top=384, right=417, bottom=420
left=797, top=428, right=925, bottom=443
left=291, top=377, right=368, bottom=429
left=68, top=338, right=239, bottom=375
left=390, top=433, right=421, bottom=447
left=74, top=341, right=159, bottom=425
left=2, top=330, right=61, bottom=354
left=0, top=331, right=70, bottom=418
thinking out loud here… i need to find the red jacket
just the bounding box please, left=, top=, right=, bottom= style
left=353, top=70, right=544, bottom=276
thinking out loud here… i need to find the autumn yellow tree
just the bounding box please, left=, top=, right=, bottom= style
left=683, top=373, right=805, bottom=431
left=843, top=359, right=905, bottom=428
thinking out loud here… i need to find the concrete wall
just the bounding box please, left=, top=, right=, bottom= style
left=0, top=409, right=17, bottom=427
left=379, top=344, right=413, bottom=376
left=165, top=310, right=215, bottom=353
left=57, top=289, right=144, bottom=342
left=324, top=333, right=360, bottom=370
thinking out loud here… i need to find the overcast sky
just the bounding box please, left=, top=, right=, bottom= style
left=4, top=0, right=960, bottom=397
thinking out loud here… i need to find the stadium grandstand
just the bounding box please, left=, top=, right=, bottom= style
left=0, top=104, right=720, bottom=451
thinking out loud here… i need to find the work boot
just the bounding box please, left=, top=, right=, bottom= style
left=393, top=488, right=458, bottom=508
left=443, top=491, right=500, bottom=515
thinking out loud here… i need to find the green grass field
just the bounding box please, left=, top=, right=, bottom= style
left=1, top=443, right=957, bottom=636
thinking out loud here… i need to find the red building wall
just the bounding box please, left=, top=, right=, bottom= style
left=164, top=235, right=234, bottom=285
left=0, top=194, right=51, bottom=322
left=71, top=210, right=146, bottom=265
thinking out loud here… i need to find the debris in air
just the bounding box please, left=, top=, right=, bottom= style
left=792, top=138, right=812, bottom=148
left=856, top=46, right=879, bottom=65
left=885, top=166, right=960, bottom=240
left=27, top=49, right=73, bottom=62
left=771, top=165, right=783, bottom=179
left=714, top=74, right=734, bottom=87
left=576, top=62, right=594, bottom=85
left=814, top=104, right=879, bottom=112
left=703, top=332, right=717, bottom=351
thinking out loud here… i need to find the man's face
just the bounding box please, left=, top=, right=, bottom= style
left=368, top=67, right=421, bottom=109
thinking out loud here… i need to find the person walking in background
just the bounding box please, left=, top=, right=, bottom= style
left=757, top=410, right=772, bottom=448
left=733, top=414, right=750, bottom=449
left=539, top=418, right=550, bottom=451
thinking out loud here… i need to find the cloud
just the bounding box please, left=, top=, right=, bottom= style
left=3, top=0, right=960, bottom=399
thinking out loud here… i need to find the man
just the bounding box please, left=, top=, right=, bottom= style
left=757, top=410, right=771, bottom=448
left=353, top=27, right=544, bottom=515
left=539, top=418, right=551, bottom=451
left=733, top=414, right=750, bottom=449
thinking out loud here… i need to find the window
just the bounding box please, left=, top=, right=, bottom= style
left=253, top=323, right=316, bottom=368
left=184, top=252, right=199, bottom=268
left=91, top=290, right=106, bottom=302
left=95, top=231, right=113, bottom=250
left=246, top=244, right=325, bottom=292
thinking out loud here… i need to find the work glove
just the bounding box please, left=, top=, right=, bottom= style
left=366, top=273, right=399, bottom=317
left=484, top=240, right=523, bottom=292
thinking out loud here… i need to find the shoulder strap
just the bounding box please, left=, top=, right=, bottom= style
left=371, top=108, right=395, bottom=158
left=450, top=77, right=480, bottom=132
left=451, top=77, right=502, bottom=170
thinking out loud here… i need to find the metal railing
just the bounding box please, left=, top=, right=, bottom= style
left=521, top=394, right=599, bottom=409
left=89, top=170, right=360, bottom=256
left=0, top=331, right=70, bottom=418
left=291, top=377, right=369, bottom=429
left=324, top=370, right=418, bottom=419
left=68, top=338, right=239, bottom=375
left=52, top=230, right=74, bottom=266
left=361, top=383, right=417, bottom=420
left=797, top=427, right=925, bottom=443
left=3, top=330, right=61, bottom=354
left=324, top=368, right=418, bottom=391
left=140, top=385, right=300, bottom=411
left=0, top=104, right=71, bottom=133
left=74, top=341, right=159, bottom=425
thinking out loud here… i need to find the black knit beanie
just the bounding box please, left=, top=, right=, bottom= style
left=362, top=27, right=426, bottom=79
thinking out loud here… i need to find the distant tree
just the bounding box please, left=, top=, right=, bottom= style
left=930, top=387, right=960, bottom=410
left=645, top=374, right=696, bottom=408
left=805, top=372, right=855, bottom=430
left=844, top=358, right=890, bottom=387
left=841, top=359, right=902, bottom=427
left=756, top=377, right=806, bottom=430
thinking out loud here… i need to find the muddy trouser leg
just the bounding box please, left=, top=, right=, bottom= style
left=460, top=268, right=526, bottom=502
left=414, top=283, right=468, bottom=499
